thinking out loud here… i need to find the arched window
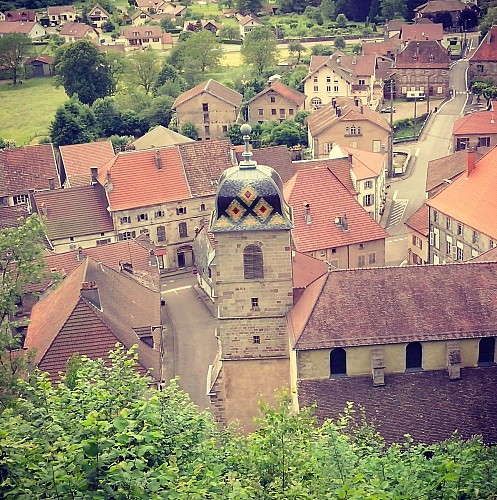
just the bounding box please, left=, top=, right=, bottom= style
left=243, top=245, right=263, bottom=279
left=330, top=348, right=346, bottom=376
left=406, top=342, right=422, bottom=370
left=311, top=97, right=322, bottom=107
left=478, top=337, right=495, bottom=365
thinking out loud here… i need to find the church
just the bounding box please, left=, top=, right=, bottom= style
left=194, top=125, right=497, bottom=443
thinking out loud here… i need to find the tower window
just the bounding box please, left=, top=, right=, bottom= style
left=330, top=348, right=346, bottom=376
left=406, top=342, right=422, bottom=370
left=478, top=337, right=495, bottom=365
left=243, top=245, right=263, bottom=279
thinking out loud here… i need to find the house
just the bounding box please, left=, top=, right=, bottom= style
left=183, top=19, right=218, bottom=34
left=303, top=52, right=382, bottom=110
left=194, top=129, right=497, bottom=442
left=60, top=22, right=99, bottom=42
left=59, top=140, right=115, bottom=188
left=120, top=26, right=164, bottom=50
left=0, top=205, right=29, bottom=229
left=399, top=22, right=443, bottom=42
left=468, top=26, right=497, bottom=85
left=24, top=258, right=163, bottom=382
left=87, top=3, right=110, bottom=29
left=135, top=0, right=162, bottom=14
left=32, top=183, right=116, bottom=253
left=3, top=9, right=36, bottom=22
left=306, top=96, right=391, bottom=159
left=404, top=203, right=429, bottom=265
left=97, top=140, right=233, bottom=271
left=222, top=8, right=237, bottom=18
left=414, top=0, right=474, bottom=28
left=25, top=54, right=54, bottom=77
left=156, top=5, right=186, bottom=19
left=452, top=107, right=497, bottom=153
left=283, top=165, right=388, bottom=268
left=132, top=125, right=194, bottom=150
left=393, top=39, right=450, bottom=99
left=383, top=19, right=407, bottom=39
left=172, top=79, right=243, bottom=141
left=47, top=5, right=77, bottom=26
left=362, top=38, right=401, bottom=58
left=131, top=9, right=153, bottom=25
left=0, top=144, right=60, bottom=208
left=247, top=82, right=306, bottom=123
left=426, top=146, right=497, bottom=264
left=238, top=15, right=262, bottom=39
left=0, top=21, right=46, bottom=39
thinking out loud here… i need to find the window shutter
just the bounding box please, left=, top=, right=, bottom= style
left=118, top=233, right=124, bottom=241
left=131, top=231, right=136, bottom=238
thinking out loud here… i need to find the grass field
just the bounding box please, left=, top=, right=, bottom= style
left=0, top=78, right=67, bottom=145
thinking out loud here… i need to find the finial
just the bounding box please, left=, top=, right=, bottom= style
left=239, top=123, right=256, bottom=169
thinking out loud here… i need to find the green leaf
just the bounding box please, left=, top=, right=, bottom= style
left=113, top=416, right=129, bottom=431
left=83, top=440, right=99, bottom=458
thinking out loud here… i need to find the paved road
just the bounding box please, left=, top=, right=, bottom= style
left=161, top=273, right=217, bottom=409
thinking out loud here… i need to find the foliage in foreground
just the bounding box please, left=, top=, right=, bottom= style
left=1, top=347, right=497, bottom=498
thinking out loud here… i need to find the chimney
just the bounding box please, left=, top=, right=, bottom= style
left=80, top=281, right=101, bottom=310
left=155, top=150, right=162, bottom=170
left=348, top=153, right=353, bottom=165
left=105, top=171, right=113, bottom=193
left=304, top=202, right=311, bottom=224
left=48, top=178, right=55, bottom=190
left=467, top=147, right=476, bottom=177
left=90, top=166, right=98, bottom=184
left=342, top=213, right=348, bottom=231
left=76, top=246, right=83, bottom=261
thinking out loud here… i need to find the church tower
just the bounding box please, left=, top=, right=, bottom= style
left=208, top=124, right=294, bottom=431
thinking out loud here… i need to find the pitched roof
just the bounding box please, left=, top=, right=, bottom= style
left=298, top=367, right=497, bottom=445
left=88, top=3, right=110, bottom=16
left=99, top=146, right=191, bottom=211
left=307, top=96, right=391, bottom=137
left=283, top=167, right=388, bottom=253
left=309, top=55, right=328, bottom=71
left=452, top=110, right=497, bottom=136
left=3, top=9, right=36, bottom=21
left=172, top=79, right=242, bottom=109
left=132, top=126, right=194, bottom=150
left=47, top=5, right=76, bottom=15
left=33, top=184, right=113, bottom=240
left=415, top=0, right=468, bottom=13
left=0, top=205, right=29, bottom=229
left=135, top=0, right=161, bottom=8
left=472, top=246, right=497, bottom=263
left=338, top=53, right=378, bottom=77
left=400, top=22, right=443, bottom=41
left=330, top=144, right=385, bottom=179
left=59, top=141, right=115, bottom=188
left=289, top=261, right=497, bottom=351
left=469, top=25, right=497, bottom=62
left=426, top=146, right=497, bottom=238
left=25, top=54, right=54, bottom=65
left=239, top=14, right=261, bottom=26
left=25, top=258, right=161, bottom=380
left=292, top=251, right=329, bottom=290
left=425, top=149, right=478, bottom=194
left=0, top=144, right=59, bottom=197
left=404, top=202, right=429, bottom=236
left=0, top=20, right=39, bottom=34
left=121, top=25, right=162, bottom=39
left=60, top=22, right=94, bottom=37
left=395, top=39, right=450, bottom=69
left=247, top=81, right=306, bottom=106
left=303, top=52, right=354, bottom=83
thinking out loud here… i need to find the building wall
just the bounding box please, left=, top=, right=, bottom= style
left=469, top=61, right=497, bottom=85
left=352, top=168, right=387, bottom=222
left=406, top=227, right=428, bottom=265
left=304, top=66, right=351, bottom=109
left=28, top=23, right=46, bottom=39
left=395, top=68, right=450, bottom=98
left=248, top=91, right=302, bottom=123
left=175, top=92, right=239, bottom=141
left=296, top=337, right=495, bottom=380
left=453, top=133, right=497, bottom=155
left=50, top=231, right=117, bottom=254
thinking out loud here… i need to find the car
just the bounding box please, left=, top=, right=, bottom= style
left=380, top=106, right=396, bottom=113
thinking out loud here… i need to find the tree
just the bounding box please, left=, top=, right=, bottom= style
left=101, top=20, right=115, bottom=32
left=433, top=10, right=453, bottom=29
left=321, top=0, right=336, bottom=20
left=218, top=24, right=240, bottom=40
left=334, top=35, right=346, bottom=50
left=0, top=33, right=31, bottom=84
left=227, top=123, right=243, bottom=145
left=335, top=12, right=348, bottom=26
left=480, top=6, right=497, bottom=37
left=288, top=40, right=305, bottom=64
left=0, top=215, right=46, bottom=407
left=139, top=95, right=175, bottom=128
left=381, top=0, right=407, bottom=20
left=236, top=0, right=262, bottom=14
left=127, top=48, right=162, bottom=94
left=92, top=97, right=122, bottom=137
left=181, top=30, right=223, bottom=73
left=50, top=98, right=98, bottom=146
left=180, top=122, right=199, bottom=140
left=55, top=40, right=116, bottom=105
left=160, top=17, right=176, bottom=31
left=241, top=26, right=278, bottom=76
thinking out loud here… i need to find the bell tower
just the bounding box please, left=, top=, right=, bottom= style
left=208, top=124, right=294, bottom=431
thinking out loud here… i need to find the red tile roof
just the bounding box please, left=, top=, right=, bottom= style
left=0, top=205, right=29, bottom=229
left=99, top=146, right=191, bottom=211
left=60, top=22, right=94, bottom=38
left=426, top=146, right=497, bottom=239
left=289, top=261, right=497, bottom=351
left=473, top=246, right=497, bottom=262
left=3, top=9, right=36, bottom=21
left=299, top=367, right=497, bottom=445
left=309, top=55, right=328, bottom=71
left=452, top=110, right=497, bottom=135
left=415, top=0, right=468, bottom=13
left=0, top=21, right=38, bottom=34
left=404, top=202, right=429, bottom=236
left=292, top=251, right=329, bottom=290
left=172, top=79, right=242, bottom=109
left=400, top=23, right=443, bottom=41
left=332, top=144, right=385, bottom=179
left=395, top=40, right=450, bottom=69
left=59, top=141, right=115, bottom=187
left=362, top=39, right=402, bottom=57
left=47, top=5, right=76, bottom=15
left=235, top=145, right=295, bottom=183
left=469, top=25, right=497, bottom=62
left=25, top=258, right=161, bottom=381
left=283, top=167, right=388, bottom=253
left=25, top=54, right=54, bottom=65
left=339, top=53, right=378, bottom=77
left=248, top=81, right=306, bottom=106
left=33, top=184, right=113, bottom=240
left=0, top=144, right=59, bottom=197
left=121, top=25, right=163, bottom=39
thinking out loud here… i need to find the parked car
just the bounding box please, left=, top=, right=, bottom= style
left=380, top=106, right=396, bottom=113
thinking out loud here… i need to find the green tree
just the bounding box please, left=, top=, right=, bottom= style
left=139, top=95, right=175, bottom=128
left=236, top=0, right=262, bottom=14
left=127, top=48, right=162, bottom=94
left=181, top=30, right=223, bottom=73
left=335, top=12, right=348, bottom=26
left=321, top=0, right=336, bottom=20
left=0, top=33, right=32, bottom=84
left=227, top=123, right=243, bottom=145
left=334, top=35, right=346, bottom=50
left=50, top=98, right=98, bottom=146
left=160, top=17, right=176, bottom=31
left=92, top=97, right=122, bottom=137
left=241, top=25, right=278, bottom=76
left=218, top=24, right=240, bottom=40
left=180, top=122, right=199, bottom=140
left=287, top=40, right=305, bottom=64
left=381, top=0, right=407, bottom=20
left=480, top=6, right=497, bottom=37
left=54, top=40, right=116, bottom=105
left=0, top=215, right=46, bottom=408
